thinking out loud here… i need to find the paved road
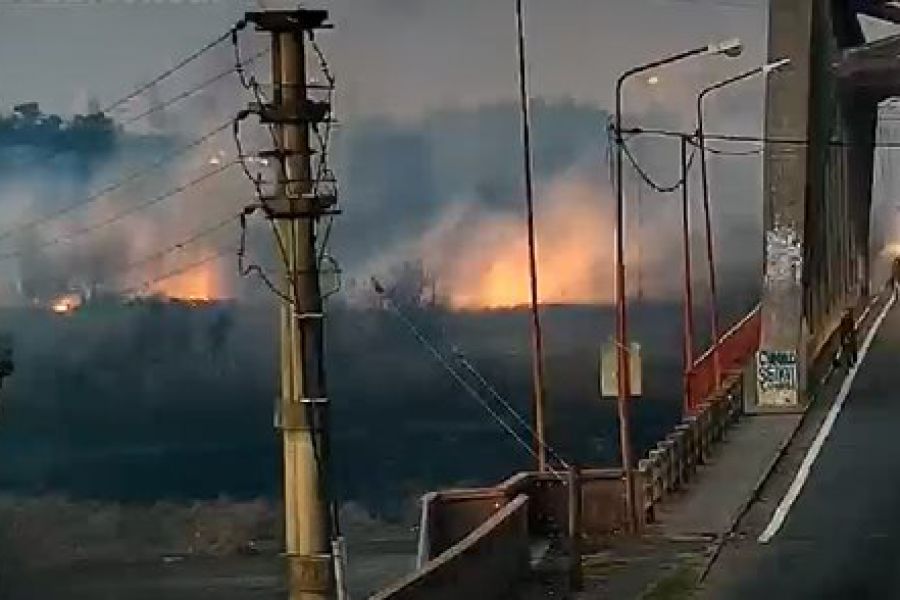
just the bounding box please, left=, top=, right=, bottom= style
left=704, top=300, right=900, bottom=599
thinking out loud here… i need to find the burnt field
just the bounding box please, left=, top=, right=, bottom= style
left=0, top=292, right=756, bottom=596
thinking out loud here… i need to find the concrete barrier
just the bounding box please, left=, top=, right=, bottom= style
left=413, top=467, right=631, bottom=569
left=635, top=373, right=745, bottom=522
left=372, top=495, right=530, bottom=600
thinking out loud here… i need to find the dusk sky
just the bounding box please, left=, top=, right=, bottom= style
left=0, top=0, right=775, bottom=125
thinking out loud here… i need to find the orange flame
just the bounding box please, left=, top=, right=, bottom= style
left=421, top=173, right=673, bottom=310
left=148, top=261, right=226, bottom=302
left=50, top=293, right=82, bottom=315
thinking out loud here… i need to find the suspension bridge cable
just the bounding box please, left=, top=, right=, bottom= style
left=0, top=161, right=236, bottom=260
left=372, top=280, right=564, bottom=480
left=0, top=119, right=234, bottom=245
left=101, top=29, right=234, bottom=115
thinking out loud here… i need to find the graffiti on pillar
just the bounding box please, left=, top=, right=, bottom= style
left=764, top=224, right=803, bottom=288
left=757, top=350, right=798, bottom=392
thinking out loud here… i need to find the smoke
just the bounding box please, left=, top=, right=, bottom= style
left=0, top=103, right=264, bottom=306
left=372, top=164, right=684, bottom=309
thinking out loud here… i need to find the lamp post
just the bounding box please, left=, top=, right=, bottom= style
left=695, top=58, right=791, bottom=388
left=680, top=133, right=696, bottom=418
left=613, top=38, right=742, bottom=532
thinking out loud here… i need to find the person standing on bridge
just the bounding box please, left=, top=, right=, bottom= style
left=892, top=257, right=900, bottom=293
left=838, top=308, right=858, bottom=369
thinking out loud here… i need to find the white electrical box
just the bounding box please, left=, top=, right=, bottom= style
left=600, top=341, right=642, bottom=398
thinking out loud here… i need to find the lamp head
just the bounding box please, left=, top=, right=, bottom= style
left=709, top=38, right=743, bottom=58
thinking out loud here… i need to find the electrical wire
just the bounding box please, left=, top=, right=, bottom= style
left=122, top=49, right=270, bottom=127
left=686, top=134, right=763, bottom=156
left=101, top=29, right=233, bottom=114
left=0, top=118, right=234, bottom=245
left=37, top=212, right=239, bottom=293
left=236, top=210, right=294, bottom=305
left=372, top=280, right=565, bottom=480
left=107, top=213, right=238, bottom=282
left=620, top=138, right=697, bottom=193
left=623, top=126, right=900, bottom=148
left=116, top=248, right=233, bottom=298
left=0, top=161, right=236, bottom=260
left=451, top=348, right=571, bottom=470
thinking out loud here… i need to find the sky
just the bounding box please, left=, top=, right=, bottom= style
left=2, top=0, right=900, bottom=305
left=0, top=0, right=772, bottom=127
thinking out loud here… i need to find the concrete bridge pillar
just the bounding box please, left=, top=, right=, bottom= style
left=756, top=1, right=887, bottom=410
left=757, top=0, right=816, bottom=408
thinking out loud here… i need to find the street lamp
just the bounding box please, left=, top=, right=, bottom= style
left=613, top=37, right=742, bottom=533
left=695, top=58, right=791, bottom=388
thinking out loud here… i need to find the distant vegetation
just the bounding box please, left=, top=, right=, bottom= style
left=0, top=103, right=116, bottom=158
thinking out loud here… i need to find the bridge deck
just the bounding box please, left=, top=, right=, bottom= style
left=702, top=293, right=900, bottom=598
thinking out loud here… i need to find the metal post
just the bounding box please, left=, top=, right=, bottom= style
left=695, top=105, right=722, bottom=388
left=249, top=9, right=336, bottom=599
left=614, top=74, right=638, bottom=533
left=694, top=62, right=786, bottom=388
left=567, top=466, right=583, bottom=592
left=612, top=42, right=733, bottom=532
left=680, top=135, right=696, bottom=417
left=515, top=0, right=548, bottom=473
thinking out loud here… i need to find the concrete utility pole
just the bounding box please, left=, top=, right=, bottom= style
left=245, top=9, right=336, bottom=599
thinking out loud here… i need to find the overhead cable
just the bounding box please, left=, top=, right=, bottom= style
left=122, top=49, right=269, bottom=126
left=0, top=161, right=236, bottom=260
left=0, top=118, right=234, bottom=245
left=372, top=280, right=565, bottom=480
left=101, top=29, right=233, bottom=114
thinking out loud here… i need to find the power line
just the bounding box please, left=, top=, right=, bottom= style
left=0, top=118, right=234, bottom=245
left=621, top=138, right=697, bottom=193
left=101, top=28, right=234, bottom=115
left=372, top=279, right=565, bottom=480
left=104, top=213, right=239, bottom=282
left=452, top=347, right=571, bottom=469
left=122, top=49, right=269, bottom=127
left=0, top=161, right=236, bottom=260
left=624, top=126, right=900, bottom=148
left=36, top=212, right=239, bottom=292
left=116, top=247, right=233, bottom=298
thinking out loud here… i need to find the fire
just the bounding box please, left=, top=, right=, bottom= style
left=50, top=293, right=82, bottom=315
left=416, top=172, right=675, bottom=310
left=148, top=261, right=225, bottom=303
left=422, top=175, right=620, bottom=309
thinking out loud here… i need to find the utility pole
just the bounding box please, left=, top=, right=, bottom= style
left=245, top=9, right=337, bottom=599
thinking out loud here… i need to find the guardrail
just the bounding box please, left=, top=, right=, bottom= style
left=638, top=372, right=744, bottom=523
left=687, top=306, right=760, bottom=415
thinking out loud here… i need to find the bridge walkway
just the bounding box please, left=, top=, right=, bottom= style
left=701, top=293, right=900, bottom=599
